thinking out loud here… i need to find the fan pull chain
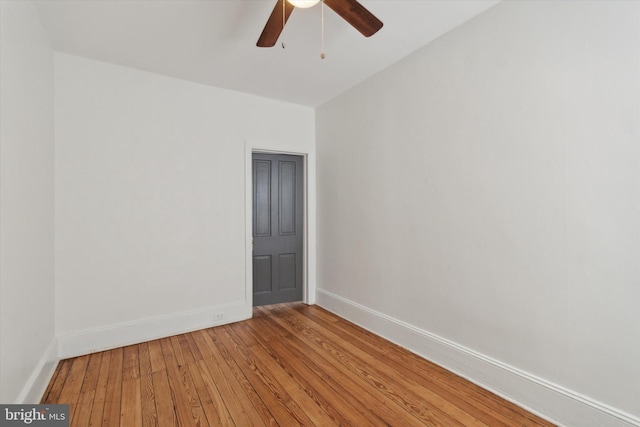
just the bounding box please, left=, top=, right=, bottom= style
left=282, top=0, right=287, bottom=48
left=320, top=0, right=325, bottom=59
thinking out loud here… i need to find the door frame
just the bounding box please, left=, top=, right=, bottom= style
left=244, top=142, right=315, bottom=316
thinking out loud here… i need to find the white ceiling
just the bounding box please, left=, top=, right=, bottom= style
left=34, top=0, right=499, bottom=107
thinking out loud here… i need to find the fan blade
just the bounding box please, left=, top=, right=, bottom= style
left=324, top=0, right=382, bottom=37
left=257, top=0, right=295, bottom=47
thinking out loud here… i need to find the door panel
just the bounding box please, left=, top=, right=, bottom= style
left=254, top=160, right=272, bottom=237
left=252, top=153, right=304, bottom=306
left=253, top=255, right=272, bottom=294
left=278, top=161, right=296, bottom=235
left=278, top=253, right=297, bottom=290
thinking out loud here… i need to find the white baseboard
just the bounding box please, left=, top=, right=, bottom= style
left=16, top=338, right=59, bottom=404
left=316, top=289, right=640, bottom=427
left=57, top=301, right=250, bottom=359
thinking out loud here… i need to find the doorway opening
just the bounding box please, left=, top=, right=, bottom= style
left=245, top=144, right=314, bottom=313
left=251, top=153, right=304, bottom=306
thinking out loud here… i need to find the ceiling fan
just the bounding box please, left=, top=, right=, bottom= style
left=257, top=0, right=383, bottom=48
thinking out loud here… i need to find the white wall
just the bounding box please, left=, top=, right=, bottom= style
left=316, top=1, right=640, bottom=425
left=0, top=0, right=57, bottom=403
left=54, top=53, right=315, bottom=356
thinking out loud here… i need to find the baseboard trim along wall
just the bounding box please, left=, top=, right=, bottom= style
left=316, top=289, right=640, bottom=427
left=16, top=338, right=59, bottom=404
left=19, top=301, right=250, bottom=402
left=57, top=301, right=249, bottom=359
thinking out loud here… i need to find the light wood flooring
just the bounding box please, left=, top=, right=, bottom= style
left=42, top=303, right=555, bottom=426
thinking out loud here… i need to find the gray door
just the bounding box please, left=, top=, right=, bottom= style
left=252, top=153, right=304, bottom=306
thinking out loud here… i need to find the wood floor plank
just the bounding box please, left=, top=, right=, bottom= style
left=88, top=350, right=112, bottom=427
left=151, top=369, right=178, bottom=427
left=303, top=305, right=554, bottom=427
left=81, top=352, right=104, bottom=393
left=162, top=336, right=209, bottom=427
left=206, top=327, right=280, bottom=425
left=186, top=362, right=225, bottom=426
left=41, top=359, right=71, bottom=404
left=250, top=313, right=389, bottom=426
left=194, top=329, right=268, bottom=427
left=168, top=335, right=191, bottom=368
left=147, top=339, right=166, bottom=373
left=178, top=334, right=199, bottom=363
left=101, top=347, right=123, bottom=426
left=256, top=305, right=427, bottom=427
left=138, top=342, right=159, bottom=427
left=237, top=319, right=365, bottom=426
left=158, top=338, right=175, bottom=366
left=333, top=319, right=511, bottom=426
left=40, top=360, right=62, bottom=403
left=268, top=305, right=453, bottom=425
left=309, top=307, right=499, bottom=426
left=184, top=333, right=203, bottom=362
left=120, top=378, right=142, bottom=426
left=306, top=306, right=523, bottom=427
left=284, top=305, right=485, bottom=426
left=213, top=325, right=315, bottom=426
left=228, top=323, right=340, bottom=426
left=122, top=345, right=140, bottom=381
left=43, top=303, right=556, bottom=427
left=57, top=354, right=90, bottom=422
left=74, top=389, right=96, bottom=427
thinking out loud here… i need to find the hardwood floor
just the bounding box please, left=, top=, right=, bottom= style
left=42, top=303, right=555, bottom=426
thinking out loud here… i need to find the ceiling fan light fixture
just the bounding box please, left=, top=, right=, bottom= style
left=257, top=0, right=383, bottom=48
left=287, top=0, right=320, bottom=8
